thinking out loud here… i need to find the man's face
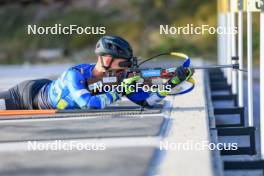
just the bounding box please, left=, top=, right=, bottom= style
left=101, top=55, right=129, bottom=70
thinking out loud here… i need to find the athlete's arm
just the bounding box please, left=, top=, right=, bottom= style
left=126, top=89, right=167, bottom=107
left=65, top=69, right=120, bottom=109
left=126, top=67, right=194, bottom=107
left=118, top=76, right=166, bottom=107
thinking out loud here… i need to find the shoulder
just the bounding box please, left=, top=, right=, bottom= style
left=62, top=63, right=95, bottom=85
left=70, top=63, right=95, bottom=78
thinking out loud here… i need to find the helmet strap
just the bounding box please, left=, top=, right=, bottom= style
left=100, top=56, right=135, bottom=71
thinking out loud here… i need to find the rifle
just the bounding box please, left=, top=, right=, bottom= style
left=87, top=52, right=246, bottom=94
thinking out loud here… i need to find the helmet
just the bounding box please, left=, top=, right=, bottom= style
left=95, top=35, right=133, bottom=60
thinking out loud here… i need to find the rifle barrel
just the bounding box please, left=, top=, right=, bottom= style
left=190, top=65, right=233, bottom=69
left=189, top=64, right=247, bottom=72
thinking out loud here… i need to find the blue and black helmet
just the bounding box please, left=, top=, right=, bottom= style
left=95, top=35, right=133, bottom=60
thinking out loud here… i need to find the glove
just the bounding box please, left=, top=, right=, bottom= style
left=116, top=75, right=141, bottom=96
left=169, top=76, right=195, bottom=95
left=167, top=66, right=194, bottom=88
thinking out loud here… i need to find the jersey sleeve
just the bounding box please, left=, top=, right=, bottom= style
left=65, top=69, right=120, bottom=109
left=126, top=88, right=166, bottom=107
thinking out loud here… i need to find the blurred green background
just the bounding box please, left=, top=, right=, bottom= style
left=0, top=0, right=260, bottom=65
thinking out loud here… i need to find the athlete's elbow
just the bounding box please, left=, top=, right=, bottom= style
left=89, top=105, right=105, bottom=109
left=133, top=100, right=154, bottom=108
left=87, top=96, right=106, bottom=109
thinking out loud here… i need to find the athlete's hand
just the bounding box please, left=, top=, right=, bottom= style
left=167, top=66, right=194, bottom=88
left=118, top=75, right=141, bottom=95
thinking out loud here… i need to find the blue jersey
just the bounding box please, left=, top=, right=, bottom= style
left=42, top=64, right=165, bottom=110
